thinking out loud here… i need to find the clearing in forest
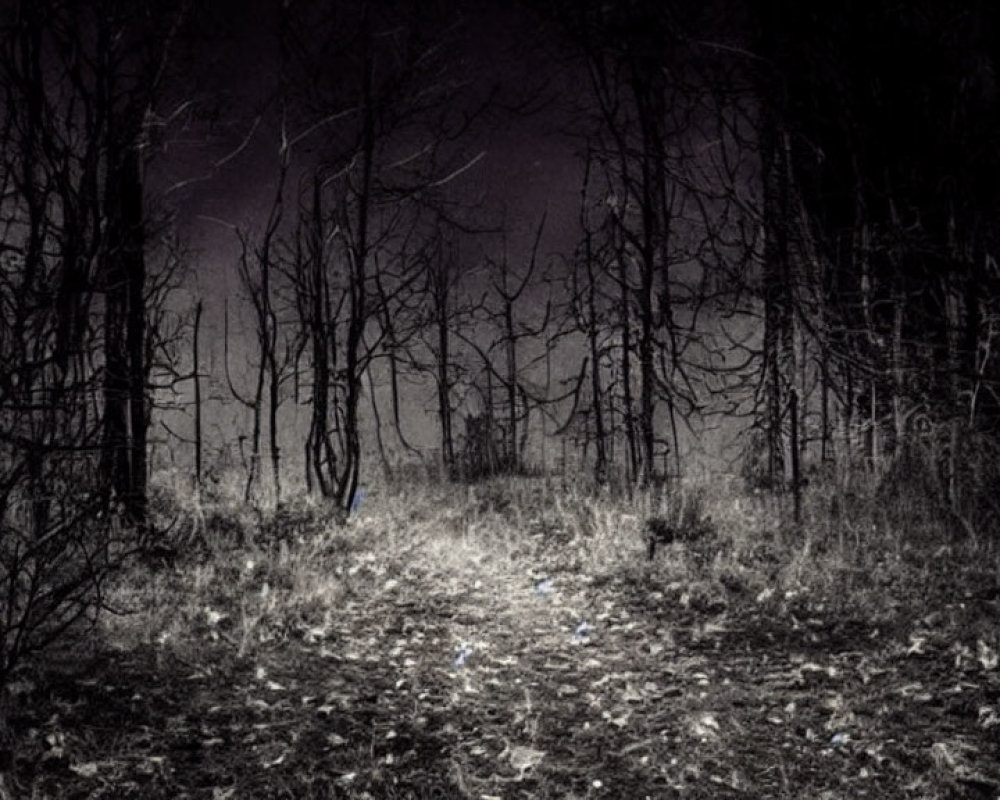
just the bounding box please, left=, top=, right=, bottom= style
left=9, top=477, right=1000, bottom=799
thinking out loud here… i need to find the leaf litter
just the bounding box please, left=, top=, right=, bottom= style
left=7, top=513, right=1000, bottom=799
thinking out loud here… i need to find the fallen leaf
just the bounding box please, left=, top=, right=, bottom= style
left=978, top=706, right=999, bottom=729
left=907, top=635, right=927, bottom=656
left=506, top=744, right=546, bottom=779
left=977, top=640, right=997, bottom=671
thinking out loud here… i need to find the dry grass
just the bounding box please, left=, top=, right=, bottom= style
left=120, top=469, right=1000, bottom=662
left=10, top=469, right=1000, bottom=798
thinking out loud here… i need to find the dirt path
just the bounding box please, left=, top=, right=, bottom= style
left=15, top=532, right=1000, bottom=799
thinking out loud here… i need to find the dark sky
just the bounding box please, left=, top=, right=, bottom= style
left=155, top=1, right=583, bottom=289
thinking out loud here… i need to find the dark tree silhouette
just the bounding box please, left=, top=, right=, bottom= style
left=0, top=0, right=189, bottom=694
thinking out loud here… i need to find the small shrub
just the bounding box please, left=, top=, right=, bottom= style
left=0, top=466, right=131, bottom=687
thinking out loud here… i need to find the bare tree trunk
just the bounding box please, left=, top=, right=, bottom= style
left=790, top=389, right=801, bottom=522
left=868, top=379, right=878, bottom=464
left=123, top=146, right=148, bottom=528
left=267, top=308, right=281, bottom=505
left=577, top=151, right=608, bottom=481
left=503, top=279, right=518, bottom=471
left=193, top=300, right=203, bottom=487
left=618, top=258, right=638, bottom=484
left=889, top=257, right=906, bottom=459
left=818, top=253, right=833, bottom=463
left=634, top=77, right=662, bottom=486
left=761, top=115, right=793, bottom=489
left=585, top=255, right=607, bottom=481
left=945, top=279, right=961, bottom=508
left=305, top=176, right=333, bottom=497
left=436, top=287, right=455, bottom=471
left=242, top=237, right=266, bottom=503
left=239, top=132, right=288, bottom=504
left=638, top=248, right=655, bottom=485
left=336, top=5, right=376, bottom=514
left=367, top=364, right=391, bottom=477
left=101, top=140, right=131, bottom=509
left=820, top=354, right=830, bottom=462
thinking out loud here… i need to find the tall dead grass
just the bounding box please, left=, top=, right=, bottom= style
left=104, top=465, right=999, bottom=659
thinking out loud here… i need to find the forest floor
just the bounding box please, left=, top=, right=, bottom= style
left=7, top=476, right=1000, bottom=799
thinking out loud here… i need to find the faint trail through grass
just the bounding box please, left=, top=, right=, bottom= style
left=14, top=479, right=1000, bottom=798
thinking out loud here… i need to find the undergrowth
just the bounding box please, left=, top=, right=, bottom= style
left=121, top=469, right=997, bottom=666
left=6, top=468, right=998, bottom=798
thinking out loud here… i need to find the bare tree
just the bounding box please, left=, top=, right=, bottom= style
left=486, top=215, right=549, bottom=473
left=0, top=0, right=189, bottom=694
left=546, top=0, right=727, bottom=485
left=232, top=155, right=294, bottom=505
left=415, top=230, right=482, bottom=476
left=270, top=0, right=490, bottom=510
